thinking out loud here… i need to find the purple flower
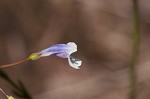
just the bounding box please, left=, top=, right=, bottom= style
left=38, top=42, right=82, bottom=69
left=0, top=42, right=82, bottom=69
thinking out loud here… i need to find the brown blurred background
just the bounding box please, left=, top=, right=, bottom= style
left=0, top=0, right=150, bottom=99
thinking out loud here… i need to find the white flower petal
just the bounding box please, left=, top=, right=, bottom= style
left=68, top=56, right=82, bottom=69
left=66, top=42, right=77, bottom=56
left=67, top=42, right=77, bottom=49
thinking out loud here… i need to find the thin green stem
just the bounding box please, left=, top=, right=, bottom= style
left=129, top=0, right=140, bottom=99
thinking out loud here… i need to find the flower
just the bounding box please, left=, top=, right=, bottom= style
left=29, top=42, right=82, bottom=69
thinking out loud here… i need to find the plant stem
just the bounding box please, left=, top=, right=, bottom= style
left=0, top=58, right=29, bottom=68
left=129, top=0, right=139, bottom=99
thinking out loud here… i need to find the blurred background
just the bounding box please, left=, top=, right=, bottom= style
left=0, top=0, right=150, bottom=99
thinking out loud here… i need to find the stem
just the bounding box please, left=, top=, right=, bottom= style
left=0, top=58, right=30, bottom=68
left=129, top=0, right=139, bottom=99
left=0, top=88, right=8, bottom=98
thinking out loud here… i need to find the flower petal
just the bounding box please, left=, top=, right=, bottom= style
left=40, top=42, right=77, bottom=57
left=56, top=53, right=69, bottom=58
left=68, top=56, right=82, bottom=69
left=40, top=44, right=67, bottom=55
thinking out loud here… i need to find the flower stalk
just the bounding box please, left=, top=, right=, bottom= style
left=129, top=0, right=140, bottom=99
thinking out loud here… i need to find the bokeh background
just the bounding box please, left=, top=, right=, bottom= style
left=0, top=0, right=150, bottom=99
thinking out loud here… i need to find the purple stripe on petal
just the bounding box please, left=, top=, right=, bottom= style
left=41, top=44, right=71, bottom=54
left=40, top=42, right=77, bottom=58
left=56, top=53, right=69, bottom=58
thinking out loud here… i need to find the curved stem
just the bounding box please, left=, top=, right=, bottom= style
left=0, top=58, right=30, bottom=68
